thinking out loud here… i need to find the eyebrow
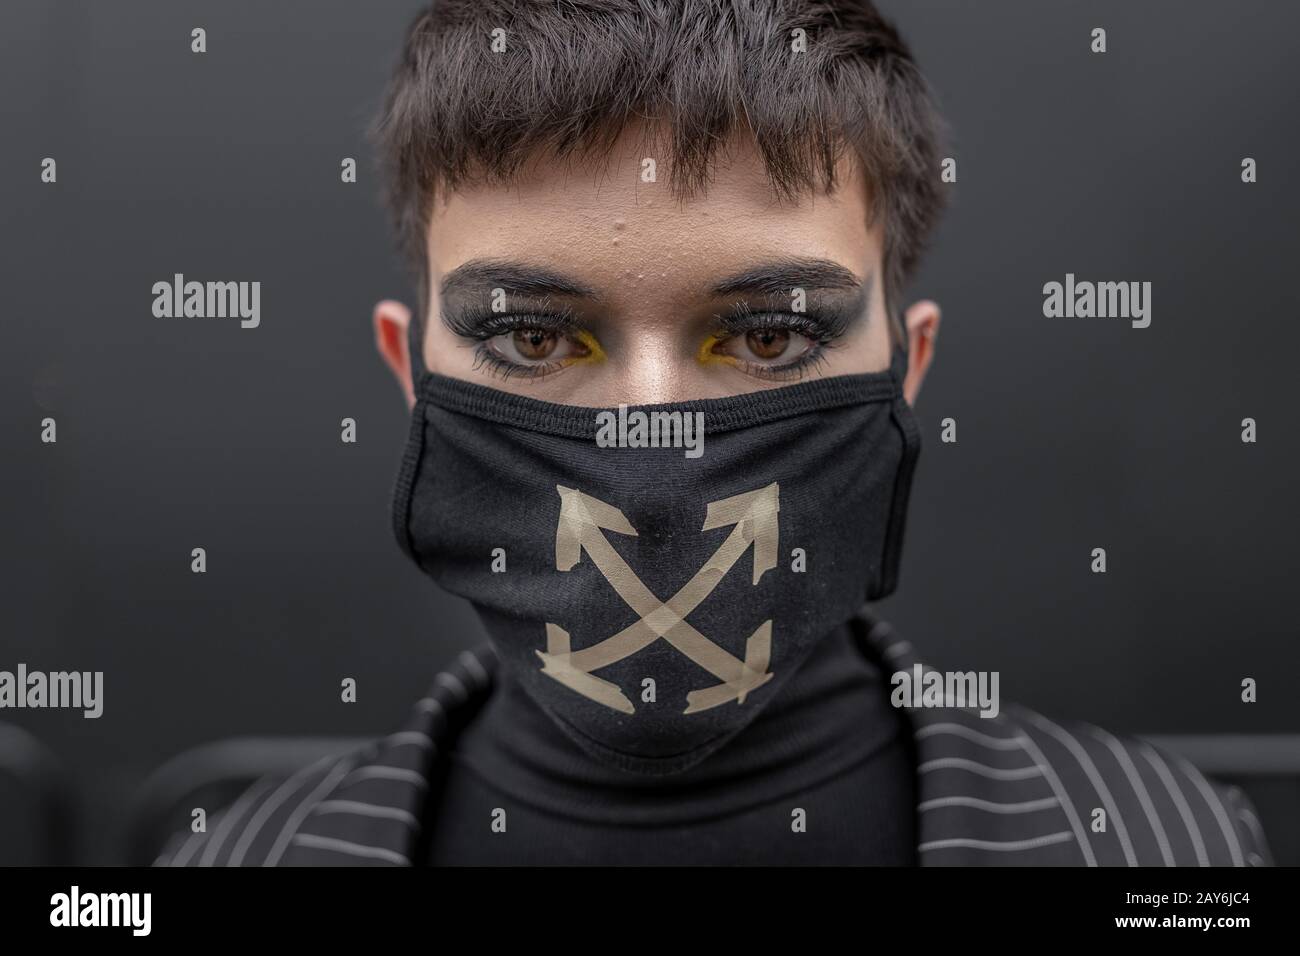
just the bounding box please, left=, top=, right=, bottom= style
left=708, top=258, right=863, bottom=297
left=440, top=258, right=598, bottom=300
left=439, top=255, right=864, bottom=303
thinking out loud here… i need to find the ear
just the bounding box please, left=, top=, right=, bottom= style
left=900, top=299, right=940, bottom=407
left=373, top=299, right=416, bottom=409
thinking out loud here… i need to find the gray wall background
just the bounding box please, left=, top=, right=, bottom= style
left=1, top=0, right=1295, bottom=864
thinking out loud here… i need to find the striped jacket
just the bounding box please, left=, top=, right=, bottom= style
left=156, top=608, right=1272, bottom=866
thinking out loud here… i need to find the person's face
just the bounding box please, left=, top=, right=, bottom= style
left=375, top=121, right=939, bottom=408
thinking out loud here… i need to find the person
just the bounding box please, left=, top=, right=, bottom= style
left=156, top=0, right=1270, bottom=867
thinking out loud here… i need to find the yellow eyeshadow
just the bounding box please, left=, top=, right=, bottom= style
left=565, top=328, right=607, bottom=365
left=696, top=333, right=738, bottom=367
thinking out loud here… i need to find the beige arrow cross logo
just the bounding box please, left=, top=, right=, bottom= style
left=537, top=482, right=780, bottom=715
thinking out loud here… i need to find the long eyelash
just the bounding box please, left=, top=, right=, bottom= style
left=470, top=343, right=566, bottom=381
left=446, top=302, right=585, bottom=380
left=745, top=348, right=834, bottom=382
left=443, top=302, right=579, bottom=341
left=714, top=300, right=851, bottom=345
left=710, top=301, right=847, bottom=379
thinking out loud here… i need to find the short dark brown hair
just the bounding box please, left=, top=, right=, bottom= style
left=374, top=0, right=948, bottom=341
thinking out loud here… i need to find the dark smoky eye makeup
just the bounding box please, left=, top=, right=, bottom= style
left=701, top=293, right=865, bottom=380
left=712, top=299, right=856, bottom=341
left=437, top=281, right=868, bottom=382
left=441, top=301, right=580, bottom=340
left=442, top=300, right=601, bottom=381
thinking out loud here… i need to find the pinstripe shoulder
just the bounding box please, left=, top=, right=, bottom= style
left=152, top=643, right=500, bottom=868
left=1008, top=706, right=1272, bottom=867
left=152, top=746, right=368, bottom=867
left=850, top=607, right=1273, bottom=868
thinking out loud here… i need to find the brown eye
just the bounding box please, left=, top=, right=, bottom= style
left=512, top=329, right=558, bottom=360
left=709, top=322, right=817, bottom=374
left=746, top=329, right=790, bottom=360
left=487, top=327, right=591, bottom=368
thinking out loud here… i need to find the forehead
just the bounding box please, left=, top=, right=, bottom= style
left=426, top=122, right=878, bottom=291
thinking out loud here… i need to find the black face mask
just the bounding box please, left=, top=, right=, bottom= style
left=392, top=339, right=921, bottom=775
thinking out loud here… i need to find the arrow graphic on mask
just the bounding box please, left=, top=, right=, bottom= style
left=538, top=483, right=779, bottom=714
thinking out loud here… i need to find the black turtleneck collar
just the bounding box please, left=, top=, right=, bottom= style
left=420, top=620, right=917, bottom=864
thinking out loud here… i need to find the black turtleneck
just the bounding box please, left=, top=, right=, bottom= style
left=419, top=621, right=917, bottom=865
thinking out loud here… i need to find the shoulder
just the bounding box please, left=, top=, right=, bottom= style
left=151, top=745, right=367, bottom=867
left=853, top=607, right=1272, bottom=867
left=153, top=645, right=497, bottom=867
left=1000, top=704, right=1271, bottom=867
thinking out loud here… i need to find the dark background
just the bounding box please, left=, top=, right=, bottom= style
left=1, top=0, right=1296, bottom=864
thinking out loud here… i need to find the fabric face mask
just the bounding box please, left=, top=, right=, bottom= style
left=392, top=343, right=921, bottom=775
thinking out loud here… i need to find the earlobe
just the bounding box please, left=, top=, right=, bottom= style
left=373, top=299, right=416, bottom=409
left=901, top=299, right=940, bottom=406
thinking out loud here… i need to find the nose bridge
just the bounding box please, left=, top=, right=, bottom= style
left=613, top=322, right=687, bottom=405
